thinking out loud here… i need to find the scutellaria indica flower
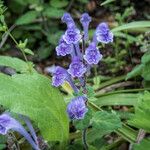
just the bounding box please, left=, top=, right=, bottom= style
left=95, top=22, right=113, bottom=44
left=84, top=42, right=103, bottom=65
left=0, top=113, right=39, bottom=150
left=80, top=13, right=91, bottom=41
left=63, top=28, right=82, bottom=45
left=68, top=56, right=86, bottom=78
left=67, top=96, right=88, bottom=120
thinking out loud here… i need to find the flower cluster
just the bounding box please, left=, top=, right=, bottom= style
left=52, top=13, right=113, bottom=120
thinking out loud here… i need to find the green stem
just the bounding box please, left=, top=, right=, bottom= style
left=8, top=32, right=28, bottom=62
left=82, top=128, right=88, bottom=150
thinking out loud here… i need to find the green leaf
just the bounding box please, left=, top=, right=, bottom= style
left=101, top=0, right=115, bottom=6
left=94, top=93, right=139, bottom=106
left=126, top=64, right=144, bottom=80
left=16, top=11, right=39, bottom=25
left=0, top=56, right=35, bottom=73
left=24, top=48, right=34, bottom=55
left=133, top=139, right=150, bottom=150
left=142, top=62, right=150, bottom=81
left=128, top=91, right=150, bottom=132
left=74, top=109, right=93, bottom=130
left=50, top=0, right=68, bottom=8
left=91, top=111, right=122, bottom=132
left=141, top=51, right=150, bottom=64
left=43, top=7, right=65, bottom=18
left=0, top=73, right=69, bottom=142
left=112, top=21, right=150, bottom=32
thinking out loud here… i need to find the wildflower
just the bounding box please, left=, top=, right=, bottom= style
left=63, top=27, right=82, bottom=45
left=52, top=66, right=67, bottom=87
left=95, top=22, right=113, bottom=44
left=0, top=113, right=39, bottom=150
left=67, top=96, right=88, bottom=120
left=61, top=13, right=75, bottom=28
left=84, top=43, right=102, bottom=65
left=80, top=13, right=91, bottom=41
left=68, top=57, right=86, bottom=78
left=56, top=42, right=73, bottom=56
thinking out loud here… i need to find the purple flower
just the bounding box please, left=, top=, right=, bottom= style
left=61, top=13, right=75, bottom=28
left=68, top=57, right=86, bottom=78
left=84, top=43, right=102, bottom=65
left=63, top=28, right=82, bottom=45
left=67, top=96, right=88, bottom=120
left=52, top=66, right=67, bottom=87
left=56, top=42, right=73, bottom=56
left=80, top=13, right=91, bottom=40
left=95, top=22, right=113, bottom=44
left=0, top=113, right=39, bottom=150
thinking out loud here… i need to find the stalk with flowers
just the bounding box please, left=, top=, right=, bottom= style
left=51, top=12, right=113, bottom=149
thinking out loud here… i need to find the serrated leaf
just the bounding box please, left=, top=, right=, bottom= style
left=0, top=56, right=35, bottom=73
left=112, top=21, right=150, bottom=33
left=16, top=11, right=39, bottom=25
left=142, top=62, right=150, bottom=81
left=50, top=0, right=68, bottom=8
left=43, top=7, right=65, bottom=18
left=133, top=139, right=150, bottom=150
left=94, top=93, right=139, bottom=106
left=74, top=109, right=93, bottom=130
left=126, top=64, right=144, bottom=80
left=91, top=111, right=122, bottom=132
left=0, top=73, right=69, bottom=142
left=128, top=91, right=150, bottom=132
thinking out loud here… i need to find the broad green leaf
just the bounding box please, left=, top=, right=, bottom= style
left=43, top=7, right=65, bottom=18
left=91, top=111, right=121, bottom=132
left=50, top=0, right=68, bottom=8
left=16, top=11, right=39, bottom=25
left=94, top=93, right=139, bottom=106
left=133, top=139, right=150, bottom=150
left=112, top=21, right=150, bottom=32
left=142, top=62, right=150, bottom=81
left=0, top=56, right=35, bottom=73
left=0, top=73, right=69, bottom=142
left=128, top=91, right=150, bottom=132
left=126, top=64, right=144, bottom=80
